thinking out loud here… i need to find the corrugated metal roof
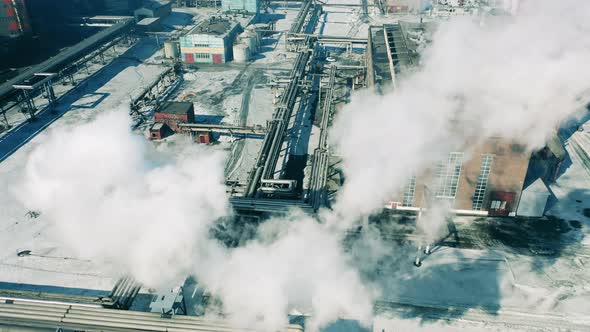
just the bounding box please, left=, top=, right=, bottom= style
left=138, top=17, right=160, bottom=25
left=157, top=102, right=193, bottom=115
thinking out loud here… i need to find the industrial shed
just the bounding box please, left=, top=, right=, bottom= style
left=149, top=122, right=172, bottom=140
left=154, top=101, right=195, bottom=131
left=134, top=0, right=172, bottom=21
left=136, top=17, right=161, bottom=33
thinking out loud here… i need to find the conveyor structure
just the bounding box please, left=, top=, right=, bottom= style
left=0, top=19, right=134, bottom=102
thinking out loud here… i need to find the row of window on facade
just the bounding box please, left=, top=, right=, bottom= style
left=401, top=152, right=495, bottom=211
left=183, top=53, right=222, bottom=63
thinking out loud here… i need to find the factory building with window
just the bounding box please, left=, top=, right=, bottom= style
left=0, top=0, right=31, bottom=38
left=221, top=0, right=259, bottom=14
left=390, top=139, right=531, bottom=216
left=369, top=23, right=557, bottom=217
left=179, top=17, right=242, bottom=64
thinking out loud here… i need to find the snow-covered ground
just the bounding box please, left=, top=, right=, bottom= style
left=362, top=120, right=590, bottom=330
left=0, top=39, right=137, bottom=141
left=547, top=138, right=590, bottom=225
left=368, top=243, right=590, bottom=330
left=0, top=38, right=166, bottom=291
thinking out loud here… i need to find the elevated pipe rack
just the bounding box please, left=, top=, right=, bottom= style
left=179, top=123, right=267, bottom=136
left=243, top=39, right=313, bottom=198
left=308, top=66, right=336, bottom=210
left=0, top=19, right=134, bottom=102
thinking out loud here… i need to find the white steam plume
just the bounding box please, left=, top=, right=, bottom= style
left=331, top=0, right=590, bottom=221
left=17, top=111, right=375, bottom=331
left=18, top=110, right=229, bottom=287
left=197, top=211, right=376, bottom=331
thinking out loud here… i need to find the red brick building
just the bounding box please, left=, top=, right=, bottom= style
left=149, top=122, right=172, bottom=140
left=154, top=102, right=195, bottom=132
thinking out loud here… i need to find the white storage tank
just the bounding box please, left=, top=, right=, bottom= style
left=233, top=43, right=250, bottom=63
left=239, top=32, right=257, bottom=55
left=246, top=29, right=260, bottom=53
left=246, top=24, right=262, bottom=48
left=164, top=40, right=180, bottom=59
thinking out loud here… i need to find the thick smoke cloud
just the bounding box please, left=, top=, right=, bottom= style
left=331, top=0, right=590, bottom=220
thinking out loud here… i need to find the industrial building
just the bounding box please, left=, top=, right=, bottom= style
left=154, top=101, right=195, bottom=131
left=368, top=23, right=553, bottom=217
left=134, top=0, right=172, bottom=21
left=389, top=139, right=531, bottom=216
left=366, top=24, right=415, bottom=88
left=180, top=17, right=242, bottom=64
left=221, top=0, right=259, bottom=14
left=528, top=134, right=566, bottom=184
left=149, top=121, right=173, bottom=139
left=0, top=0, right=31, bottom=38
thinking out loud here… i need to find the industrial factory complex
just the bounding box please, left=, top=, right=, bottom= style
left=1, top=0, right=590, bottom=331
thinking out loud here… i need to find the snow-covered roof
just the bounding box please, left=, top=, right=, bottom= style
left=546, top=134, right=566, bottom=160
left=523, top=178, right=550, bottom=194
left=137, top=17, right=160, bottom=26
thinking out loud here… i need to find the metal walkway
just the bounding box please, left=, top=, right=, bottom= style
left=179, top=123, right=267, bottom=136
left=0, top=19, right=134, bottom=102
